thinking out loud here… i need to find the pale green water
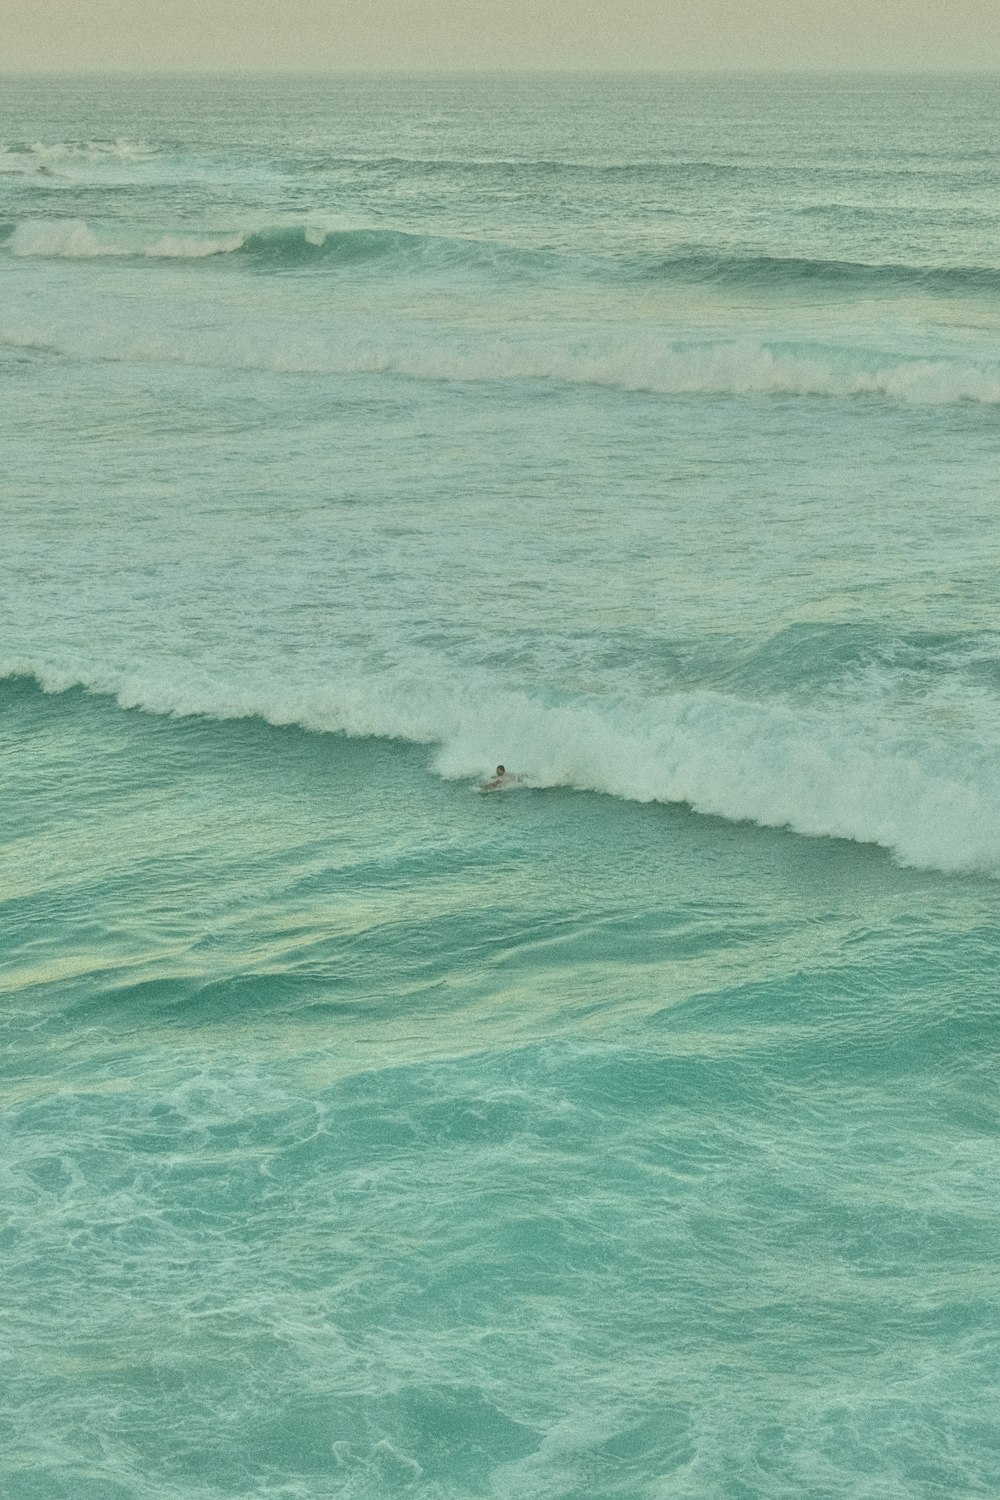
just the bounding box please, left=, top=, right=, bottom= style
left=2, top=73, right=1000, bottom=1499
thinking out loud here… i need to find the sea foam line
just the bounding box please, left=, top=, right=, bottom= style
left=2, top=317, right=999, bottom=407
left=5, top=219, right=245, bottom=260
left=6, top=661, right=1000, bottom=877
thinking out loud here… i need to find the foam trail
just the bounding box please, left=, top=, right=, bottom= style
left=7, top=661, right=1000, bottom=877
left=6, top=220, right=245, bottom=259
left=3, top=314, right=1000, bottom=406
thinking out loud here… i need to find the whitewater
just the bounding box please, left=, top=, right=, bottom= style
left=3, top=72, right=1000, bottom=1500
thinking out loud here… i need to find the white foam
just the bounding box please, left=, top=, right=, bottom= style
left=7, top=219, right=245, bottom=260
left=7, top=660, right=1000, bottom=877
left=373, top=339, right=1000, bottom=406
left=29, top=139, right=153, bottom=162
left=2, top=287, right=997, bottom=407
left=8, top=220, right=120, bottom=258
left=5, top=214, right=1000, bottom=406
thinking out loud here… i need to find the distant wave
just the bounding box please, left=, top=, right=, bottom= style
left=0, top=139, right=155, bottom=172
left=642, top=250, right=1000, bottom=296
left=7, top=218, right=1000, bottom=299
left=0, top=219, right=559, bottom=274
left=299, top=154, right=750, bottom=181
left=3, top=316, right=999, bottom=407
left=5, top=663, right=1000, bottom=878
left=1, top=138, right=152, bottom=158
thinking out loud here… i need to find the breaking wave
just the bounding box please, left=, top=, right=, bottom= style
left=3, top=314, right=999, bottom=406
left=0, top=139, right=155, bottom=173
left=4, top=219, right=245, bottom=260
left=0, top=218, right=558, bottom=273
left=7, top=217, right=1000, bottom=300
left=5, top=662, right=1000, bottom=878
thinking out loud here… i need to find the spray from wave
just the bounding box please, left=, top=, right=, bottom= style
left=6, top=661, right=1000, bottom=878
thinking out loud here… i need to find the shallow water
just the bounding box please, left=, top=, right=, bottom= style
left=3, top=73, right=1000, bottom=1499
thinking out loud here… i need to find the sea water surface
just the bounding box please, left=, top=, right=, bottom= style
left=2, top=73, right=1000, bottom=1499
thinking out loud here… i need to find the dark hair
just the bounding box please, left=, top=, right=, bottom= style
left=496, top=765, right=505, bottom=775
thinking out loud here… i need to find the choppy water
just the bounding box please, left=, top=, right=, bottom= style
left=3, top=72, right=1000, bottom=1499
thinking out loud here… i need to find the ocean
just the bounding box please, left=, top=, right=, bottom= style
left=2, top=71, right=999, bottom=1499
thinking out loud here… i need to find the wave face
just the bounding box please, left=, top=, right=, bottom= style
left=643, top=249, right=1000, bottom=296
left=7, top=215, right=1000, bottom=302
left=6, top=74, right=1000, bottom=1500
left=6, top=645, right=1000, bottom=877
left=1, top=218, right=561, bottom=273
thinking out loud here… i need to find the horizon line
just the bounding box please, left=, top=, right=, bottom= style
left=3, top=64, right=1000, bottom=79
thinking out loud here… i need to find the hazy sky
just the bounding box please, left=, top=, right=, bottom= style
left=4, top=0, right=1000, bottom=73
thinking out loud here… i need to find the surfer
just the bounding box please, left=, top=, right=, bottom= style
left=481, top=764, right=520, bottom=791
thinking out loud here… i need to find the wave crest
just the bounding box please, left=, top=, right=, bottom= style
left=6, top=218, right=245, bottom=260
left=1, top=218, right=549, bottom=272
left=3, top=312, right=998, bottom=407
left=11, top=218, right=1000, bottom=300
left=643, top=250, right=1000, bottom=295
left=5, top=662, right=1000, bottom=878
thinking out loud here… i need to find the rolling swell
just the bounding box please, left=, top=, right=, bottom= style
left=9, top=217, right=1000, bottom=301
left=236, top=224, right=557, bottom=273
left=5, top=663, right=999, bottom=878
left=642, top=249, right=1000, bottom=296
left=1, top=218, right=562, bottom=275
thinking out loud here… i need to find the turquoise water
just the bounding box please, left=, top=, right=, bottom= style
left=3, top=73, right=1000, bottom=1498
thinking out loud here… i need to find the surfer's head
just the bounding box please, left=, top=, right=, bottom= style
left=496, top=765, right=505, bottom=776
